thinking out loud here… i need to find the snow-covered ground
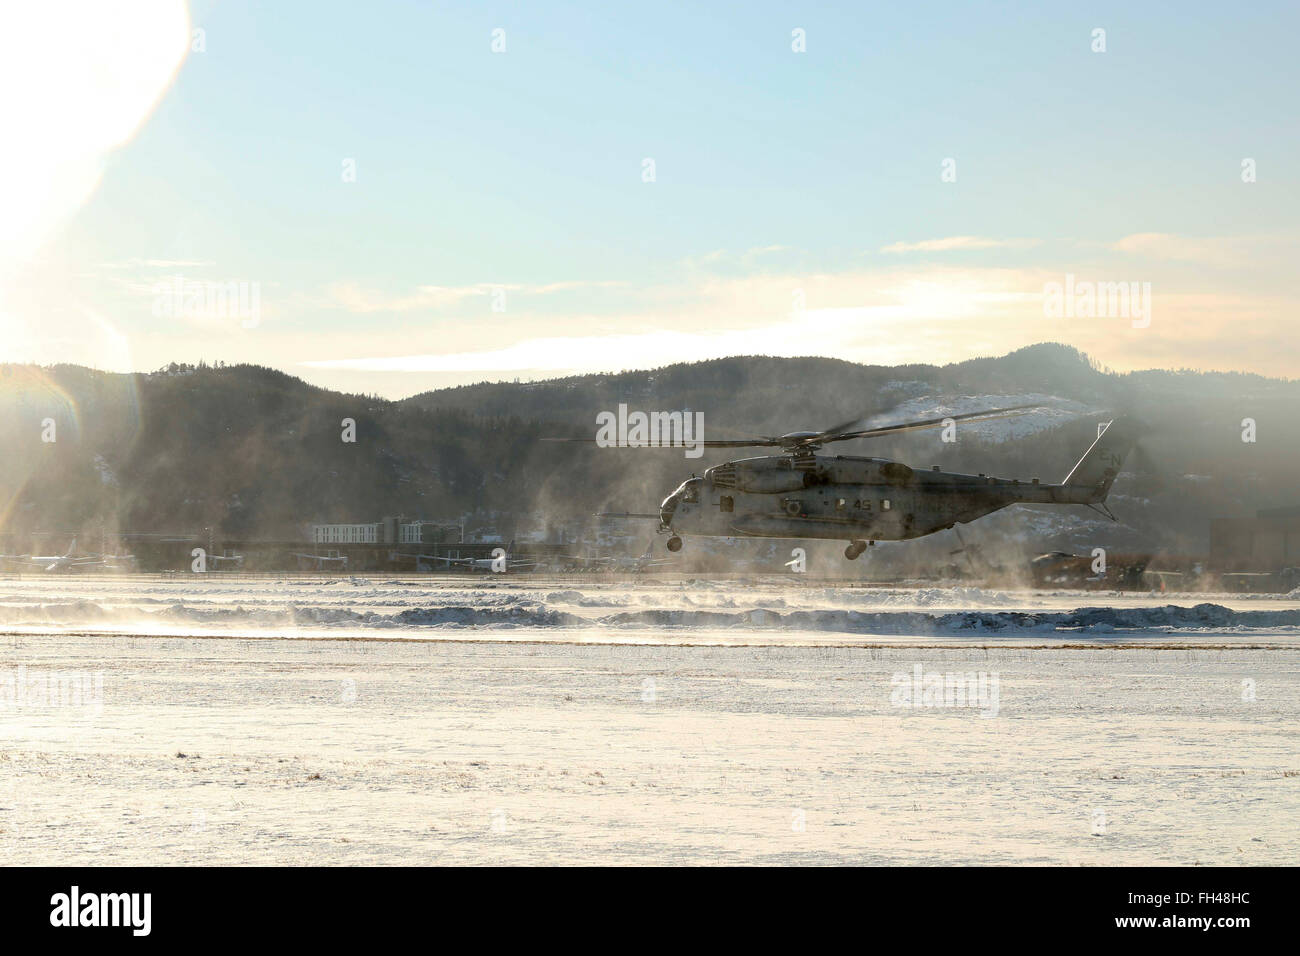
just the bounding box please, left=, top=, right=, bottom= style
left=2, top=575, right=1297, bottom=864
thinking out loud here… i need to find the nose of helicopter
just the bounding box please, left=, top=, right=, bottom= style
left=659, top=492, right=679, bottom=528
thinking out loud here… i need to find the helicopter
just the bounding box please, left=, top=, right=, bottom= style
left=555, top=405, right=1139, bottom=560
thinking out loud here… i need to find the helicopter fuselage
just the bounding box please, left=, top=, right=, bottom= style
left=658, top=453, right=1098, bottom=544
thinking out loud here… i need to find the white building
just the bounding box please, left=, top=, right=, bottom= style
left=310, top=519, right=454, bottom=545
left=311, top=523, right=380, bottom=544
left=400, top=521, right=440, bottom=543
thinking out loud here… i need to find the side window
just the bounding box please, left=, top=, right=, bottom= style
left=719, top=495, right=734, bottom=513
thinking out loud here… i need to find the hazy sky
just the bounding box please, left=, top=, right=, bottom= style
left=2, top=0, right=1297, bottom=397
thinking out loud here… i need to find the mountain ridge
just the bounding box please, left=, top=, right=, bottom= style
left=2, top=343, right=1296, bottom=554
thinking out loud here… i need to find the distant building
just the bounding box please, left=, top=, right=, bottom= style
left=400, top=520, right=457, bottom=544
left=310, top=518, right=458, bottom=546
left=311, top=522, right=380, bottom=544
left=1210, top=506, right=1300, bottom=571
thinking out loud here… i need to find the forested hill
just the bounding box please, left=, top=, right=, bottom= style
left=2, top=343, right=1296, bottom=551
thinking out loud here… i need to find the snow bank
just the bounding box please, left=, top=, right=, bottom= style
left=3, top=596, right=1300, bottom=637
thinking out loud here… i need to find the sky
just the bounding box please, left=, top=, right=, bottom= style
left=1, top=0, right=1297, bottom=398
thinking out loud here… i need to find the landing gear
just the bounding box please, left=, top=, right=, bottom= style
left=666, top=536, right=683, bottom=552
left=844, top=540, right=870, bottom=560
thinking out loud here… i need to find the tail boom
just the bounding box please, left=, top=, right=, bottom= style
left=1061, top=418, right=1137, bottom=503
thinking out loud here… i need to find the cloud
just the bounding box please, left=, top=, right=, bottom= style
left=292, top=254, right=1300, bottom=393
left=530, top=280, right=629, bottom=294
left=326, top=281, right=499, bottom=313
left=1105, top=232, right=1265, bottom=265
left=98, top=258, right=214, bottom=270
left=684, top=245, right=799, bottom=274
left=880, top=237, right=1043, bottom=254
left=325, top=279, right=631, bottom=313
left=301, top=317, right=921, bottom=377
left=301, top=265, right=1053, bottom=375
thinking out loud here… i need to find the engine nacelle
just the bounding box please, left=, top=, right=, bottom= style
left=707, top=455, right=916, bottom=493
left=705, top=457, right=810, bottom=494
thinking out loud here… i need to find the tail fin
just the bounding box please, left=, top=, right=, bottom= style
left=1062, top=418, right=1139, bottom=501
left=65, top=538, right=77, bottom=557
left=642, top=540, right=654, bottom=559
left=506, top=538, right=515, bottom=555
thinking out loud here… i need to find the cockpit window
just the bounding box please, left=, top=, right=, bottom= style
left=681, top=478, right=701, bottom=503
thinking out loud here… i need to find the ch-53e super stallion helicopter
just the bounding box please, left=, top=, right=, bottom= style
left=553, top=405, right=1138, bottom=560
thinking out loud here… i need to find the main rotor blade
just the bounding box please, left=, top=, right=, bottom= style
left=693, top=439, right=783, bottom=447
left=811, top=401, right=908, bottom=445
left=816, top=403, right=1040, bottom=445
left=540, top=437, right=781, bottom=448
left=542, top=403, right=1039, bottom=450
